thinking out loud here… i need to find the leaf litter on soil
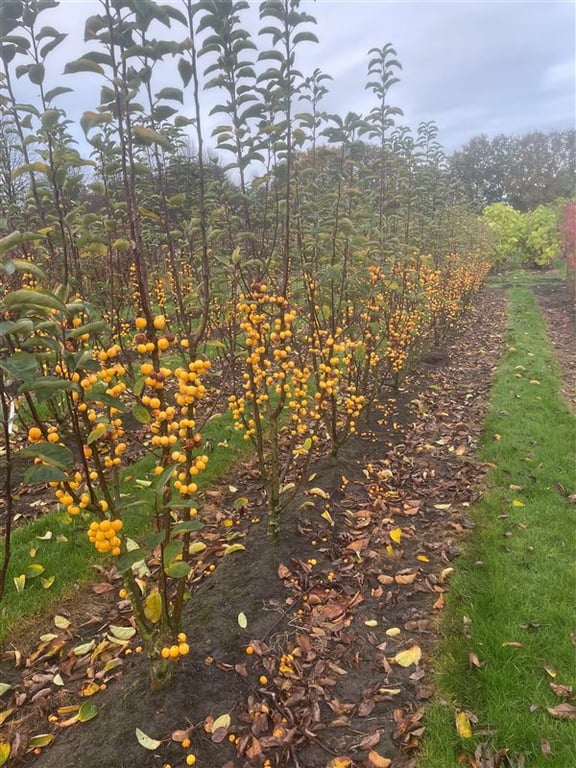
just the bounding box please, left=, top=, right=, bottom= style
left=1, top=289, right=509, bottom=767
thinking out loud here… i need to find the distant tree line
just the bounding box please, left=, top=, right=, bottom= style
left=449, top=130, right=575, bottom=212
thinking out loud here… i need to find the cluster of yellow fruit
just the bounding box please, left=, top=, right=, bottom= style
left=134, top=316, right=212, bottom=501
left=307, top=327, right=366, bottom=437
left=230, top=286, right=314, bottom=442
left=385, top=305, right=423, bottom=373
left=28, top=425, right=60, bottom=444
left=87, top=517, right=123, bottom=556
left=160, top=632, right=190, bottom=660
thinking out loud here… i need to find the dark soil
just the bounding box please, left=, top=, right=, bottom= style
left=1, top=277, right=571, bottom=768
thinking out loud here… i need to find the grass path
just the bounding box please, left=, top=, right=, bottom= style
left=420, top=285, right=576, bottom=766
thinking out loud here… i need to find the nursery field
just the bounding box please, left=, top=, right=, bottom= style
left=0, top=271, right=574, bottom=768
left=1, top=2, right=575, bottom=767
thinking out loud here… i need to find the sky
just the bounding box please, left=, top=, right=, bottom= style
left=5, top=0, right=576, bottom=157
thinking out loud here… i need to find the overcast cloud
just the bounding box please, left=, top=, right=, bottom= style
left=9, top=0, right=576, bottom=156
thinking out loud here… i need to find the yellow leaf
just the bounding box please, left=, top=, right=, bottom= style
left=455, top=710, right=473, bottom=739
left=211, top=713, right=231, bottom=732
left=416, top=554, right=429, bottom=562
left=394, top=645, right=422, bottom=667
left=512, top=499, right=525, bottom=507
left=326, top=758, right=352, bottom=768
left=309, top=487, right=329, bottom=499
left=223, top=543, right=245, bottom=556
left=321, top=510, right=334, bottom=525
left=385, top=627, right=401, bottom=637
left=144, top=592, right=162, bottom=624
left=80, top=681, right=101, bottom=697
left=0, top=710, right=14, bottom=726
left=544, top=665, right=557, bottom=679
left=368, top=751, right=392, bottom=767
left=364, top=619, right=378, bottom=627
left=54, top=614, right=71, bottom=630
left=389, top=527, right=402, bottom=544
left=13, top=574, right=25, bottom=593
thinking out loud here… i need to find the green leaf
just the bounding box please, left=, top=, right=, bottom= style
left=20, top=442, right=73, bottom=469
left=171, top=520, right=204, bottom=535
left=2, top=288, right=67, bottom=312
left=19, top=377, right=77, bottom=396
left=2, top=258, right=46, bottom=280
left=28, top=734, right=54, bottom=749
left=0, top=351, right=38, bottom=381
left=44, top=86, right=73, bottom=102
left=165, top=561, right=192, bottom=579
left=66, top=320, right=107, bottom=340
left=24, top=464, right=68, bottom=484
left=177, top=57, right=193, bottom=87
left=131, top=403, right=151, bottom=424
left=0, top=683, right=12, bottom=696
left=64, top=57, right=105, bottom=75
left=155, top=86, right=183, bottom=103
left=25, top=563, right=45, bottom=579
left=0, top=230, right=44, bottom=256
left=28, top=62, right=45, bottom=85
left=117, top=548, right=147, bottom=574
left=109, top=625, right=136, bottom=641
left=135, top=727, right=162, bottom=750
left=87, top=423, right=108, bottom=444
left=78, top=702, right=98, bottom=722
left=132, top=126, right=172, bottom=150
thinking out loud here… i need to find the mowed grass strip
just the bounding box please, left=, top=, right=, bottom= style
left=0, top=409, right=248, bottom=643
left=420, top=286, right=576, bottom=767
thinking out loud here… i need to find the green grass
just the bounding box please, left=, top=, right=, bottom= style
left=0, top=408, right=250, bottom=643
left=420, top=287, right=576, bottom=767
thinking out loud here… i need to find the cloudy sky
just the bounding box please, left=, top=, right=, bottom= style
left=8, top=0, right=576, bottom=155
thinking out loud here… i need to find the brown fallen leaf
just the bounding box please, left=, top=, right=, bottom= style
left=468, top=652, right=484, bottom=669
left=395, top=572, right=417, bottom=585
left=547, top=703, right=576, bottom=720
left=540, top=738, right=552, bottom=756
left=433, top=593, right=445, bottom=610
left=549, top=682, right=573, bottom=697
left=358, top=730, right=381, bottom=750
